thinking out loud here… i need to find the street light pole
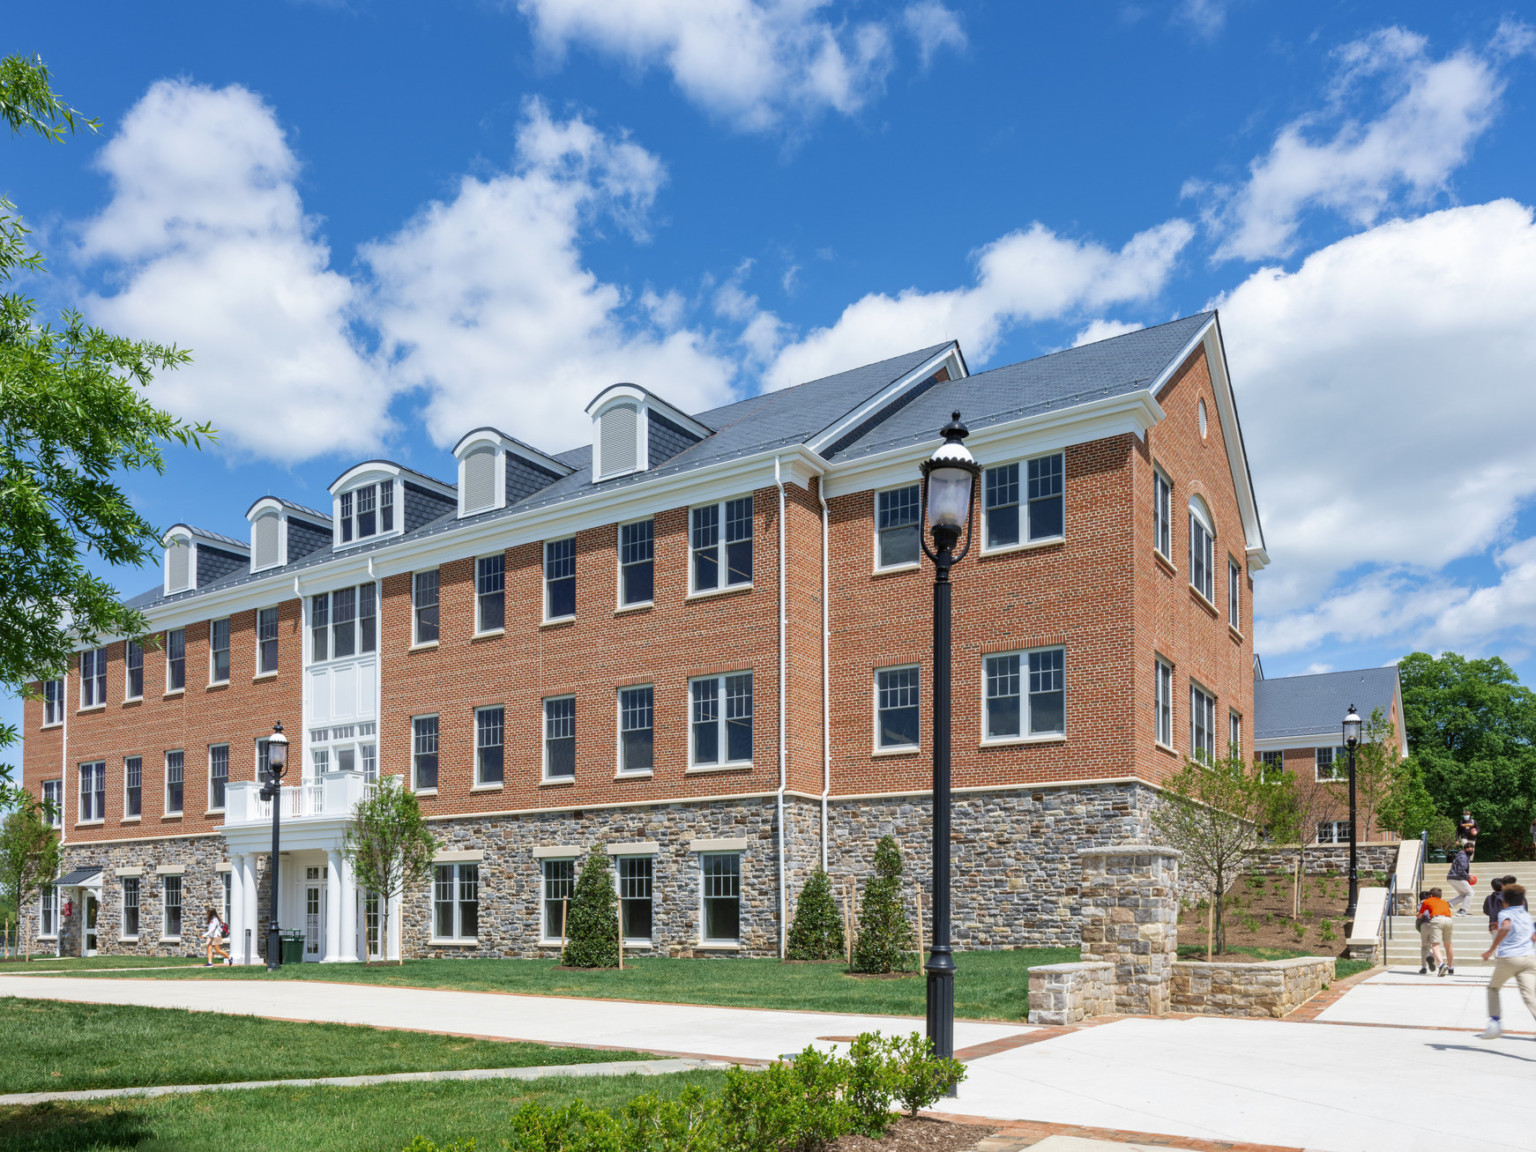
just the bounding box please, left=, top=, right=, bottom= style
left=1343, top=705, right=1362, bottom=920
left=918, top=412, right=979, bottom=1070
left=261, top=722, right=289, bottom=971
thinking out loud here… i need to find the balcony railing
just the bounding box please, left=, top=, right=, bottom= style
left=223, top=772, right=372, bottom=826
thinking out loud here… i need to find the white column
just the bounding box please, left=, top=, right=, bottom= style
left=389, top=891, right=402, bottom=962
left=241, top=855, right=259, bottom=965
left=228, top=856, right=246, bottom=964
left=338, top=853, right=359, bottom=962
left=325, top=849, right=343, bottom=962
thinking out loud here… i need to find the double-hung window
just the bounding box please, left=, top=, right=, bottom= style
left=258, top=608, right=279, bottom=673
left=412, top=716, right=439, bottom=791
left=1228, top=558, right=1241, bottom=627
left=209, top=745, right=229, bottom=811
left=210, top=618, right=230, bottom=683
left=80, top=647, right=107, bottom=707
left=1260, top=750, right=1285, bottom=781
left=1189, top=498, right=1215, bottom=602
left=691, top=498, right=753, bottom=591
left=691, top=673, right=753, bottom=767
left=42, top=779, right=63, bottom=827
left=1190, top=685, right=1215, bottom=762
left=475, top=706, right=504, bottom=785
left=1228, top=711, right=1242, bottom=757
left=620, top=519, right=655, bottom=605
left=166, top=629, right=185, bottom=691
left=122, top=877, right=140, bottom=937
left=333, top=589, right=356, bottom=658
left=876, top=486, right=920, bottom=568
left=619, top=686, right=654, bottom=774
left=125, top=757, right=142, bottom=818
left=43, top=678, right=64, bottom=725
left=876, top=666, right=920, bottom=749
left=311, top=593, right=329, bottom=661
left=1315, top=746, right=1346, bottom=782
left=1153, top=468, right=1172, bottom=560
left=165, top=750, right=184, bottom=815
left=311, top=585, right=377, bottom=660
left=701, top=853, right=741, bottom=943
left=1155, top=659, right=1174, bottom=748
left=1316, top=820, right=1351, bottom=845
left=541, top=858, right=574, bottom=940
left=413, top=571, right=440, bottom=644
left=618, top=856, right=653, bottom=941
left=545, top=538, right=576, bottom=620
left=543, top=697, right=575, bottom=780
left=40, top=885, right=57, bottom=937
left=163, top=875, right=183, bottom=938
left=125, top=640, right=144, bottom=699
left=79, top=761, right=105, bottom=822
left=476, top=555, right=505, bottom=632
left=339, top=481, right=394, bottom=543
left=433, top=863, right=478, bottom=940
left=984, top=649, right=1065, bottom=739
left=983, top=455, right=1064, bottom=548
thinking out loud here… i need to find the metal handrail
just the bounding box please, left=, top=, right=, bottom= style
left=1383, top=873, right=1397, bottom=942
left=1416, top=830, right=1428, bottom=895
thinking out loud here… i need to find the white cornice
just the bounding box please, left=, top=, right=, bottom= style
left=808, top=345, right=964, bottom=455
left=1195, top=316, right=1269, bottom=571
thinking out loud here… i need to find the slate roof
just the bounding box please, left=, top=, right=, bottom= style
left=246, top=495, right=331, bottom=521
left=177, top=525, right=249, bottom=550
left=1253, top=666, right=1402, bottom=741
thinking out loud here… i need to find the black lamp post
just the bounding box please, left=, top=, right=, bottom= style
left=260, top=721, right=290, bottom=971
left=1343, top=705, right=1362, bottom=920
left=918, top=411, right=980, bottom=1070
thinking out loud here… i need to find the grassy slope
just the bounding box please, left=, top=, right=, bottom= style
left=0, top=956, right=204, bottom=972
left=0, top=1072, right=727, bottom=1152
left=68, top=949, right=1077, bottom=1021
left=0, top=999, right=646, bottom=1095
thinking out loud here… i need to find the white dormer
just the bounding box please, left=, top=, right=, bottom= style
left=162, top=525, right=251, bottom=595
left=245, top=497, right=333, bottom=573
left=164, top=529, right=193, bottom=594
left=451, top=428, right=575, bottom=518
left=585, top=384, right=710, bottom=482
left=329, top=462, right=405, bottom=549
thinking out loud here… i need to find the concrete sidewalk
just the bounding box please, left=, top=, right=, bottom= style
left=0, top=974, right=1026, bottom=1064
left=1315, top=967, right=1536, bottom=1032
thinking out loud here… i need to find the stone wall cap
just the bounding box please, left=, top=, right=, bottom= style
left=1029, top=961, right=1115, bottom=974
left=1174, top=956, right=1333, bottom=971
left=1079, top=845, right=1182, bottom=859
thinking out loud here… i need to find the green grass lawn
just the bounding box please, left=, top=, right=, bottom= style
left=1334, top=958, right=1372, bottom=980
left=0, top=955, right=205, bottom=972
left=0, top=999, right=648, bottom=1095
left=70, top=948, right=1077, bottom=1021
left=0, top=1071, right=726, bottom=1152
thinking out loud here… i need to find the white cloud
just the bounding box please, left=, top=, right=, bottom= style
left=1073, top=318, right=1143, bottom=346
left=903, top=2, right=966, bottom=69
left=1221, top=200, right=1536, bottom=653
left=1173, top=0, right=1227, bottom=41
left=363, top=99, right=738, bottom=450
left=516, top=0, right=962, bottom=130
left=1421, top=537, right=1536, bottom=650
left=1202, top=25, right=1527, bottom=261
left=78, top=80, right=392, bottom=463
left=761, top=219, right=1193, bottom=388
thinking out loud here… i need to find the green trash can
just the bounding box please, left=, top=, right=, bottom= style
left=280, top=932, right=305, bottom=965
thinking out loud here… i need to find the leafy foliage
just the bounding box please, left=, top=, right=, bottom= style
left=0, top=793, right=61, bottom=960
left=0, top=55, right=210, bottom=797
left=852, top=836, right=912, bottom=974
left=562, top=847, right=620, bottom=968
left=786, top=869, right=844, bottom=962
left=343, top=777, right=437, bottom=963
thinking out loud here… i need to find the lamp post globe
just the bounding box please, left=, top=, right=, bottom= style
left=1343, top=706, right=1361, bottom=919
left=918, top=412, right=979, bottom=1078
left=262, top=721, right=289, bottom=970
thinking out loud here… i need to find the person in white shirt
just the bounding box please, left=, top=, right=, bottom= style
left=201, top=905, right=230, bottom=966
left=1477, top=883, right=1536, bottom=1039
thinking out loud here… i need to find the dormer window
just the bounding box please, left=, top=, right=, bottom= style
left=163, top=525, right=249, bottom=594
left=463, top=447, right=496, bottom=512
left=252, top=511, right=280, bottom=569
left=165, top=533, right=193, bottom=594
left=340, top=481, right=393, bottom=543
left=451, top=428, right=572, bottom=519
left=246, top=498, right=333, bottom=573
left=585, top=385, right=709, bottom=483
left=598, top=401, right=640, bottom=478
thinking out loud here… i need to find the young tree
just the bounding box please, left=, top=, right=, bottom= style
left=0, top=793, right=61, bottom=961
left=1151, top=754, right=1280, bottom=956
left=342, top=776, right=436, bottom=964
left=1266, top=762, right=1335, bottom=919
left=562, top=847, right=620, bottom=968
left=852, top=836, right=912, bottom=974
left=787, top=868, right=845, bottom=961
left=0, top=55, right=211, bottom=802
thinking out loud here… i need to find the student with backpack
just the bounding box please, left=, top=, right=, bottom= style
left=202, top=905, right=231, bottom=966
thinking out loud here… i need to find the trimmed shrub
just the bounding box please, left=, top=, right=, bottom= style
left=561, top=846, right=620, bottom=968
left=845, top=1033, right=900, bottom=1138
left=852, top=836, right=912, bottom=974
left=720, top=1048, right=851, bottom=1152
left=786, top=869, right=845, bottom=961
left=886, top=1033, right=966, bottom=1117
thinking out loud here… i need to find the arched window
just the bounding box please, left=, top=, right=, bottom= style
left=1188, top=495, right=1214, bottom=602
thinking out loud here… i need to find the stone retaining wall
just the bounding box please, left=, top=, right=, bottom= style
left=1027, top=961, right=1114, bottom=1025
left=1249, top=844, right=1397, bottom=877
left=1171, top=956, right=1334, bottom=1018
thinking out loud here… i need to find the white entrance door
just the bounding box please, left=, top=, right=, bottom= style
left=303, top=865, right=328, bottom=961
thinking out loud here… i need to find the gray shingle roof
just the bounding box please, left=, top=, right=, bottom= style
left=178, top=525, right=249, bottom=550
left=246, top=496, right=331, bottom=521
left=1254, top=666, right=1401, bottom=741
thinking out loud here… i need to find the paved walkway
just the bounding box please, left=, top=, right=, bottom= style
left=1315, top=966, right=1536, bottom=1033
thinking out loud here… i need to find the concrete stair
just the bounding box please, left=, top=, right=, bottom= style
left=1384, top=859, right=1531, bottom=970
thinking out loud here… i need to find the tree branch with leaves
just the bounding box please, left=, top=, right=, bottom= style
left=342, top=777, right=436, bottom=963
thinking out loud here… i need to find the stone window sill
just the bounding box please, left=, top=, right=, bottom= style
left=541, top=616, right=576, bottom=629
left=119, top=936, right=139, bottom=943
left=121, top=816, right=141, bottom=824
left=161, top=936, right=181, bottom=944
left=685, top=584, right=752, bottom=602
left=615, top=770, right=654, bottom=780
left=472, top=629, right=505, bottom=642
left=163, top=689, right=184, bottom=699
left=694, top=943, right=741, bottom=951
left=428, top=938, right=478, bottom=946
left=206, top=682, right=229, bottom=692
left=77, top=705, right=106, bottom=715
left=75, top=819, right=104, bottom=828
left=205, top=809, right=225, bottom=818
left=1154, top=741, right=1179, bottom=756
left=1228, top=625, right=1244, bottom=643
left=979, top=536, right=1064, bottom=559
left=469, top=783, right=503, bottom=793
left=40, top=722, right=62, bottom=731
left=980, top=734, right=1066, bottom=748
left=253, top=671, right=278, bottom=681
left=123, top=696, right=144, bottom=705
left=408, top=641, right=439, bottom=652
left=871, top=746, right=920, bottom=758
left=872, top=562, right=920, bottom=578
left=1153, top=550, right=1177, bottom=577
left=414, top=788, right=438, bottom=797
left=163, top=814, right=183, bottom=821
left=1189, top=587, right=1219, bottom=616
left=539, top=778, right=575, bottom=788
left=685, top=763, right=752, bottom=774
left=614, top=601, right=653, bottom=616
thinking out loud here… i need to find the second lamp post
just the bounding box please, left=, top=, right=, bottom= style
left=1342, top=705, right=1361, bottom=919
left=918, top=411, right=980, bottom=1067
left=260, top=721, right=290, bottom=970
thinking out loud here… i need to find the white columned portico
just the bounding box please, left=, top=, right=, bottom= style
left=228, top=854, right=247, bottom=963
left=325, top=849, right=343, bottom=961
left=338, top=852, right=359, bottom=962
left=242, top=854, right=260, bottom=964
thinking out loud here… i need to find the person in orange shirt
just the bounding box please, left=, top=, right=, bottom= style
left=1418, top=888, right=1455, bottom=975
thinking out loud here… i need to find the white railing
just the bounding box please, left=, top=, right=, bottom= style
left=227, top=772, right=369, bottom=825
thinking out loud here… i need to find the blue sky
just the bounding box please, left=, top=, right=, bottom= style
left=6, top=0, right=1536, bottom=747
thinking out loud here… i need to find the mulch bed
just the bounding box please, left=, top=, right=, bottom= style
left=1178, top=872, right=1360, bottom=953
left=834, top=1117, right=994, bottom=1152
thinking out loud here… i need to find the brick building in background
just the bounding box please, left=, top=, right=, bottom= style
left=24, top=311, right=1268, bottom=962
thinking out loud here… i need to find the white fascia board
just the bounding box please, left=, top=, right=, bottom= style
left=820, top=389, right=1163, bottom=500
left=1192, top=316, right=1269, bottom=571
left=1253, top=734, right=1344, bottom=752
left=807, top=345, right=965, bottom=456
left=330, top=460, right=403, bottom=495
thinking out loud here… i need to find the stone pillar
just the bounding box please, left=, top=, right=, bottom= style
left=325, top=850, right=344, bottom=962
left=1078, top=845, right=1180, bottom=1016
left=337, top=853, right=359, bottom=962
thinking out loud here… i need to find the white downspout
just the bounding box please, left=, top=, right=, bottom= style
left=59, top=665, right=69, bottom=957
left=775, top=456, right=788, bottom=959
left=818, top=479, right=831, bottom=873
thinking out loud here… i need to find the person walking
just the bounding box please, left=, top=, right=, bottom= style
left=1458, top=811, right=1479, bottom=852
left=1483, top=878, right=1507, bottom=936
left=202, top=906, right=230, bottom=966
left=1447, top=844, right=1475, bottom=916
left=1419, top=889, right=1455, bottom=975
left=1477, top=883, right=1536, bottom=1039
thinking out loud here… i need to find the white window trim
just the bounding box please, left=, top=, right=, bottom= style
left=431, top=861, right=479, bottom=943
left=1153, top=466, right=1173, bottom=563
left=331, top=472, right=404, bottom=550
left=539, top=856, right=577, bottom=945
left=123, top=757, right=142, bottom=821
left=161, top=874, right=183, bottom=938
left=455, top=434, right=508, bottom=518
left=475, top=705, right=505, bottom=788
left=412, top=569, right=440, bottom=647
left=688, top=671, right=754, bottom=770
left=616, top=684, right=656, bottom=776
left=163, top=529, right=195, bottom=595
left=873, top=483, right=923, bottom=573
left=38, top=887, right=58, bottom=939
left=687, top=497, right=754, bottom=595
left=209, top=617, right=231, bottom=686
left=1315, top=746, right=1346, bottom=783
left=614, top=853, right=656, bottom=945
left=1188, top=496, right=1216, bottom=605
left=474, top=552, right=506, bottom=636
left=165, top=750, right=185, bottom=816
left=980, top=451, right=1066, bottom=555
left=543, top=536, right=577, bottom=623
left=307, top=582, right=380, bottom=666
left=41, top=678, right=65, bottom=728
left=979, top=646, right=1066, bottom=744
left=1189, top=682, right=1216, bottom=763
left=208, top=744, right=228, bottom=814
left=542, top=695, right=576, bottom=783
left=121, top=876, right=141, bottom=940
left=41, top=780, right=63, bottom=829
left=698, top=851, right=743, bottom=947
left=124, top=641, right=144, bottom=702
left=1228, top=710, right=1242, bottom=758
left=255, top=605, right=281, bottom=676
left=617, top=517, right=656, bottom=609
left=874, top=663, right=921, bottom=753
left=1227, top=555, right=1242, bottom=629
left=165, top=628, right=186, bottom=695
left=411, top=714, right=439, bottom=794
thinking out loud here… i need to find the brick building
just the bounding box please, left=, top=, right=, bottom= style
left=24, top=311, right=1267, bottom=961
